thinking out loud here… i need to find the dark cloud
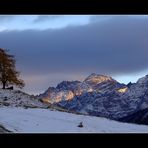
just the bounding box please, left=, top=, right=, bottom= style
left=0, top=16, right=148, bottom=93
left=34, top=15, right=65, bottom=23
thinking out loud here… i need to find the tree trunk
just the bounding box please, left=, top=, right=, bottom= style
left=2, top=82, right=6, bottom=89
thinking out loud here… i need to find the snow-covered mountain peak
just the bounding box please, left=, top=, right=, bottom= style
left=84, top=73, right=116, bottom=86
left=56, top=80, right=81, bottom=90
left=137, top=74, right=148, bottom=85
left=38, top=73, right=126, bottom=106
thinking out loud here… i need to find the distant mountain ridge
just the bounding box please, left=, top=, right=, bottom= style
left=38, top=73, right=148, bottom=124
left=38, top=73, right=126, bottom=103
left=38, top=73, right=129, bottom=118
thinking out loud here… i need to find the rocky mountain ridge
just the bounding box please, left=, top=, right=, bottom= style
left=38, top=73, right=148, bottom=123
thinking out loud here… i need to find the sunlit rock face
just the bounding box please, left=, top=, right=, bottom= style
left=117, top=87, right=128, bottom=93
left=83, top=73, right=125, bottom=93
left=56, top=81, right=81, bottom=91
left=39, top=87, right=74, bottom=104
left=52, top=90, right=74, bottom=102
left=38, top=78, right=96, bottom=103
left=84, top=73, right=115, bottom=86
left=42, top=97, right=52, bottom=104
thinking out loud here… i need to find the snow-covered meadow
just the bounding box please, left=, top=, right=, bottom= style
left=0, top=107, right=148, bottom=133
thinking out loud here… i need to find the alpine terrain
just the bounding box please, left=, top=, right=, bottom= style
left=1, top=73, right=148, bottom=132
left=38, top=73, right=148, bottom=125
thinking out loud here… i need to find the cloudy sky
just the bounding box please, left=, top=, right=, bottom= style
left=0, top=15, right=148, bottom=95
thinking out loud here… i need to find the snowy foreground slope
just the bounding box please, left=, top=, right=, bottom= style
left=0, top=107, right=148, bottom=133
left=0, top=89, right=47, bottom=108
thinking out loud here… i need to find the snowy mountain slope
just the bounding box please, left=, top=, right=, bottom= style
left=0, top=89, right=47, bottom=108
left=0, top=107, right=148, bottom=133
